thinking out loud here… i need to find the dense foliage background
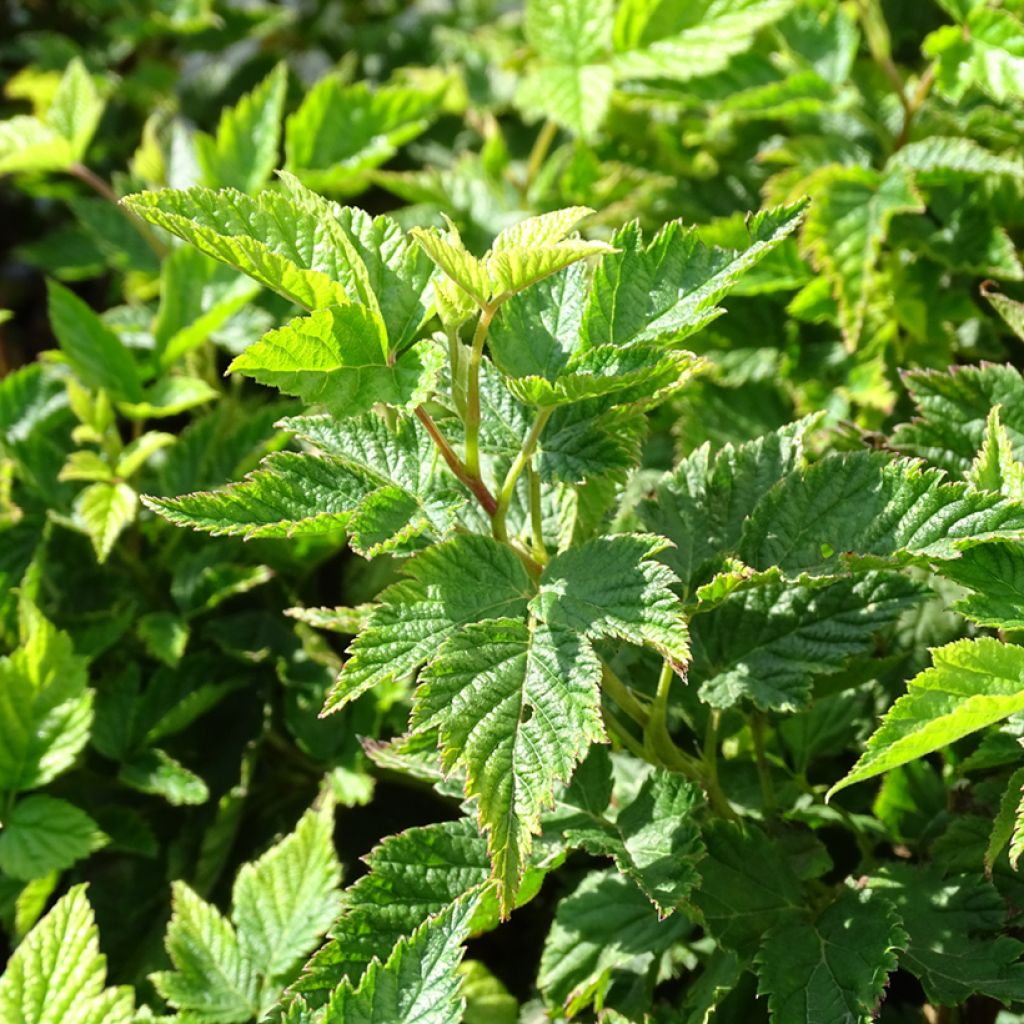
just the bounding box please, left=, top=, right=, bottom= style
left=6, top=1, right=1024, bottom=1022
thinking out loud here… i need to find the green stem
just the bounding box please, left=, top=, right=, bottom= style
left=703, top=709, right=721, bottom=793
left=492, top=407, right=553, bottom=542
left=600, top=662, right=649, bottom=729
left=464, top=306, right=495, bottom=482
left=751, top=711, right=777, bottom=816
left=523, top=119, right=559, bottom=193
left=447, top=327, right=467, bottom=418
left=69, top=162, right=168, bottom=258
left=414, top=406, right=497, bottom=515
left=527, top=464, right=548, bottom=564
left=604, top=707, right=649, bottom=761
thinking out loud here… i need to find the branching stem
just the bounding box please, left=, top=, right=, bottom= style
left=415, top=406, right=497, bottom=515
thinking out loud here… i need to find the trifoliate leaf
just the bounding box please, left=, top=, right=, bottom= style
left=71, top=480, right=137, bottom=563
left=562, top=768, right=704, bottom=916
left=0, top=795, right=106, bottom=881
left=739, top=450, right=1024, bottom=574
left=830, top=637, right=1024, bottom=797
left=0, top=603, right=93, bottom=792
left=868, top=864, right=1024, bottom=1005
left=691, top=571, right=925, bottom=712
left=415, top=618, right=604, bottom=915
left=537, top=868, right=691, bottom=1016
left=285, top=77, right=442, bottom=195
left=0, top=884, right=134, bottom=1024
left=194, top=62, right=287, bottom=194
left=692, top=821, right=803, bottom=958
left=227, top=305, right=442, bottom=416
left=582, top=203, right=806, bottom=350
left=799, top=165, right=923, bottom=349
left=755, top=888, right=905, bottom=1024
left=323, top=535, right=533, bottom=713
left=322, top=896, right=479, bottom=1024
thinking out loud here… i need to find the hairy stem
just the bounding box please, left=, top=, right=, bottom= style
left=69, top=162, right=168, bottom=258
left=415, top=406, right=497, bottom=515
left=464, top=306, right=495, bottom=482
left=492, top=408, right=553, bottom=542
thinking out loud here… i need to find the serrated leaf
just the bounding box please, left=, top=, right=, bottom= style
left=868, top=864, right=1024, bottom=1004
left=415, top=618, right=605, bottom=915
left=831, top=637, right=1024, bottom=798
left=537, top=868, right=691, bottom=1016
left=563, top=769, right=704, bottom=916
left=324, top=534, right=532, bottom=713
left=47, top=281, right=143, bottom=402
left=887, top=136, right=1024, bottom=184
left=0, top=885, right=134, bottom=1024
left=691, top=571, right=924, bottom=712
left=0, top=795, right=106, bottom=881
left=739, top=449, right=1024, bottom=575
left=941, top=541, right=1024, bottom=629
left=755, top=887, right=905, bottom=1024
left=228, top=305, right=442, bottom=416
left=322, top=896, right=477, bottom=1024
left=232, top=805, right=342, bottom=983
left=986, top=765, right=1024, bottom=872
left=285, top=77, right=441, bottom=195
left=985, top=284, right=1024, bottom=343
left=925, top=7, right=1024, bottom=102
left=71, top=480, right=137, bottom=562
left=967, top=405, right=1024, bottom=499
left=195, top=63, right=286, bottom=193
left=799, top=165, right=923, bottom=349
left=581, top=203, right=806, bottom=350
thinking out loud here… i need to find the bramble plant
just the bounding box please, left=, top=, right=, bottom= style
left=6, top=1, right=1024, bottom=1023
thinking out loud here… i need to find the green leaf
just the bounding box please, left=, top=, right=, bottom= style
left=118, top=748, right=209, bottom=805
left=525, top=0, right=613, bottom=64
left=295, top=819, right=492, bottom=1000
left=739, top=450, right=1024, bottom=574
left=537, top=868, right=691, bottom=1016
left=925, top=7, right=1024, bottom=102
left=831, top=637, right=1024, bottom=798
left=322, top=896, right=478, bottom=1024
left=0, top=602, right=93, bottom=792
left=0, top=885, right=134, bottom=1024
left=0, top=795, right=106, bottom=881
left=985, top=283, right=1024, bottom=343
left=755, top=888, right=905, bottom=1024
left=967, top=405, right=1024, bottom=499
left=136, top=611, right=190, bottom=666
left=71, top=480, right=137, bottom=562
left=986, top=765, right=1024, bottom=872
left=867, top=864, right=1024, bottom=1004
left=415, top=618, right=605, bottom=915
left=581, top=203, right=806, bottom=350
left=516, top=63, right=615, bottom=140
left=692, top=821, right=802, bottom=958
left=612, top=0, right=797, bottom=82
left=152, top=881, right=259, bottom=1023
left=691, top=571, right=925, bottom=712
left=118, top=376, right=219, bottom=420
left=887, top=136, right=1024, bottom=184
left=941, top=541, right=1024, bottom=629
left=799, top=165, right=923, bottom=349
left=323, top=534, right=532, bottom=713
left=232, top=805, right=342, bottom=983
left=892, top=364, right=1024, bottom=477
left=285, top=77, right=442, bottom=195
left=194, top=63, right=287, bottom=193
left=47, top=281, right=143, bottom=402
left=562, top=768, right=704, bottom=916
left=227, top=305, right=442, bottom=416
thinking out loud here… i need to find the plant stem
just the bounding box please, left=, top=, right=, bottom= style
left=69, top=162, right=168, bottom=258
left=703, top=709, right=721, bottom=793
left=523, top=119, right=559, bottom=193
left=527, top=464, right=548, bottom=564
left=600, top=662, right=649, bottom=729
left=895, top=62, right=937, bottom=149
left=464, top=306, right=495, bottom=482
left=751, top=711, right=777, bottom=816
left=414, top=406, right=497, bottom=515
left=492, top=407, right=553, bottom=542
left=604, top=707, right=649, bottom=761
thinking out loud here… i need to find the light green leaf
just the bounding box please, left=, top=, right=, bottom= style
left=227, top=305, right=442, bottom=416
left=830, top=637, right=1024, bottom=798
left=47, top=281, right=143, bottom=402
left=195, top=63, right=287, bottom=193
left=582, top=202, right=806, bottom=349
left=563, top=769, right=704, bottom=916
left=136, top=611, right=190, bottom=667
left=986, top=766, right=1024, bottom=872
left=887, top=136, right=1024, bottom=184
left=322, top=896, right=478, bottom=1024
left=285, top=77, right=441, bottom=195
left=115, top=431, right=176, bottom=479
left=415, top=618, right=605, bottom=915
left=755, top=888, right=905, bottom=1024
left=800, top=165, right=923, bottom=349
left=118, top=376, right=218, bottom=420
left=516, top=63, right=615, bottom=140
left=324, top=534, right=532, bottom=713
left=71, top=480, right=137, bottom=562
left=0, top=795, right=106, bottom=881
left=967, top=406, right=1024, bottom=500
left=525, top=0, right=613, bottom=64
left=118, top=748, right=209, bottom=806
left=925, top=7, right=1024, bottom=102
left=231, top=805, right=342, bottom=983
left=0, top=885, right=134, bottom=1024
left=691, top=571, right=925, bottom=712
